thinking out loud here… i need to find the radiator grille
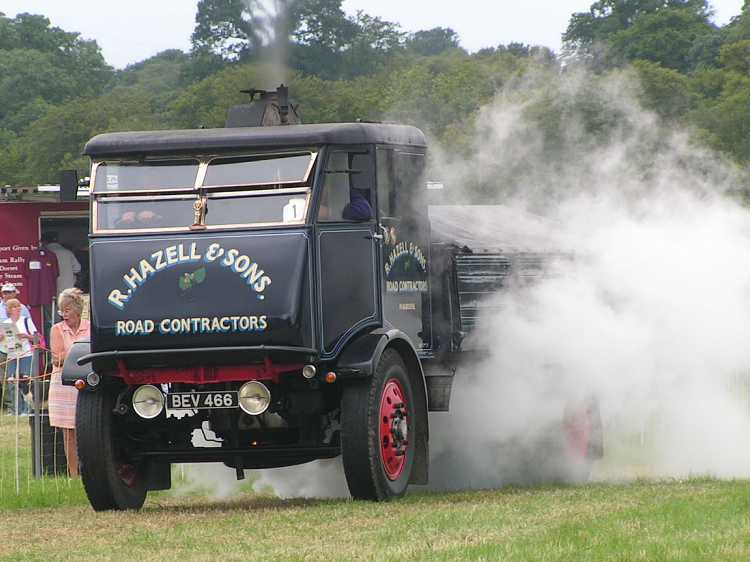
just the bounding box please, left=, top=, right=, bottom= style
left=455, top=253, right=547, bottom=333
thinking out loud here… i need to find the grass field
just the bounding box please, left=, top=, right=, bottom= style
left=1, top=416, right=750, bottom=561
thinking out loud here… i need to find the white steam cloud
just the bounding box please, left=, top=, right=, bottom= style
left=252, top=459, right=350, bottom=499
left=241, top=0, right=290, bottom=87
left=174, top=425, right=349, bottom=500
left=427, top=67, right=750, bottom=488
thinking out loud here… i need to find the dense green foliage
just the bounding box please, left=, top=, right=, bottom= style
left=1, top=0, right=750, bottom=187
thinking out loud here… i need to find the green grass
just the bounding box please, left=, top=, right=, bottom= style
left=1, top=416, right=750, bottom=561
left=0, top=412, right=88, bottom=510
left=1, top=479, right=749, bottom=561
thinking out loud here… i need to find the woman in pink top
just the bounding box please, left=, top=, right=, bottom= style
left=48, top=288, right=90, bottom=477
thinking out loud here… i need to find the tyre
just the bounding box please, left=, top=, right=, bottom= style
left=76, top=387, right=146, bottom=511
left=557, top=401, right=594, bottom=483
left=341, top=349, right=415, bottom=500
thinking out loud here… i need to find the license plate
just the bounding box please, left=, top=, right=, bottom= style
left=167, top=391, right=239, bottom=410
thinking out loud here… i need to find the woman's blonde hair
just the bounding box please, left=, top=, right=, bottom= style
left=58, top=288, right=84, bottom=315
left=5, top=298, right=21, bottom=311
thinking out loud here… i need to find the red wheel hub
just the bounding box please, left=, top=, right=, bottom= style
left=563, top=405, right=592, bottom=460
left=379, top=379, right=408, bottom=481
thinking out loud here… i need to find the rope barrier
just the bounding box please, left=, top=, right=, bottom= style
left=0, top=343, right=53, bottom=375
left=0, top=344, right=74, bottom=498
left=14, top=352, right=20, bottom=494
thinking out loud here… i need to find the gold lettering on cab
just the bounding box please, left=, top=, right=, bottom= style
left=107, top=242, right=272, bottom=310
left=114, top=315, right=269, bottom=336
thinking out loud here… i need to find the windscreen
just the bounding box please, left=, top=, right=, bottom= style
left=205, top=192, right=308, bottom=226
left=94, top=160, right=199, bottom=193
left=93, top=152, right=316, bottom=233
left=203, top=153, right=314, bottom=187
left=96, top=198, right=196, bottom=231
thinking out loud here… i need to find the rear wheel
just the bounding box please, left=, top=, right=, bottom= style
left=76, top=387, right=146, bottom=511
left=522, top=399, right=601, bottom=486
left=341, top=349, right=415, bottom=500
left=558, top=401, right=597, bottom=484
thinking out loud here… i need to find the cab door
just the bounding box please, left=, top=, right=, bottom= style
left=377, top=147, right=431, bottom=354
left=316, top=146, right=380, bottom=357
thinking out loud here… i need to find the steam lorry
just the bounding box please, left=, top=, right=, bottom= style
left=63, top=87, right=603, bottom=510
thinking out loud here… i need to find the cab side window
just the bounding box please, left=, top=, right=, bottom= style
left=318, top=150, right=374, bottom=222
left=393, top=151, right=425, bottom=221
left=376, top=148, right=425, bottom=223
left=376, top=148, right=395, bottom=220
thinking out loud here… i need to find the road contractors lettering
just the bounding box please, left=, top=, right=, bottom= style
left=115, top=315, right=268, bottom=336
left=108, top=242, right=272, bottom=310
left=386, top=280, right=429, bottom=293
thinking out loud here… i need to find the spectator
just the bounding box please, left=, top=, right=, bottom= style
left=0, top=322, right=4, bottom=412
left=41, top=232, right=81, bottom=296
left=0, top=284, right=31, bottom=321
left=0, top=298, right=38, bottom=415
left=48, top=288, right=89, bottom=476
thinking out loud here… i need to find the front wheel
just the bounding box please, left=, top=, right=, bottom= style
left=341, top=349, right=415, bottom=500
left=76, top=387, right=146, bottom=511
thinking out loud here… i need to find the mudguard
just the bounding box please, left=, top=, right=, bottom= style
left=335, top=328, right=390, bottom=378
left=61, top=340, right=93, bottom=386
left=336, top=328, right=430, bottom=485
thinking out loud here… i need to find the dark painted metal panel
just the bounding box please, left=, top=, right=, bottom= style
left=318, top=228, right=378, bottom=353
left=85, top=123, right=426, bottom=157
left=90, top=230, right=313, bottom=353
left=378, top=149, right=432, bottom=354
left=454, top=253, right=546, bottom=333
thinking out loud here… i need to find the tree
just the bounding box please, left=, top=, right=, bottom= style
left=190, top=0, right=408, bottom=79
left=497, top=42, right=534, bottom=57
left=563, top=0, right=714, bottom=66
left=287, top=0, right=358, bottom=78
left=0, top=127, right=21, bottom=185
left=289, top=0, right=357, bottom=51
left=719, top=39, right=750, bottom=73
left=293, top=3, right=406, bottom=78
left=406, top=27, right=461, bottom=56
left=4, top=13, right=111, bottom=88
left=0, top=49, right=74, bottom=125
left=192, top=0, right=258, bottom=60
left=0, top=13, right=111, bottom=128
left=191, top=0, right=295, bottom=61
left=0, top=12, right=19, bottom=50
left=724, top=1, right=750, bottom=43
left=632, top=59, right=695, bottom=118
left=0, top=97, right=52, bottom=133
left=492, top=42, right=557, bottom=66
left=690, top=86, right=750, bottom=163
left=115, top=49, right=192, bottom=92
left=608, top=8, right=716, bottom=72
left=12, top=12, right=76, bottom=53
left=686, top=29, right=724, bottom=69
left=340, top=11, right=406, bottom=77
left=7, top=87, right=164, bottom=186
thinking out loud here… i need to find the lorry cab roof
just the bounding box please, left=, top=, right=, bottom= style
left=84, top=122, right=427, bottom=158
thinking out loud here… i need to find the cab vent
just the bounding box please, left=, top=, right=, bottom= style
left=225, top=84, right=301, bottom=128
